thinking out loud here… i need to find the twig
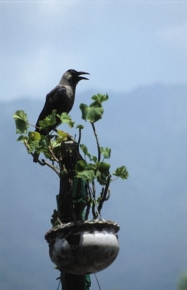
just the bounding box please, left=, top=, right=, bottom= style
left=48, top=144, right=59, bottom=162
left=28, top=122, right=38, bottom=130
left=40, top=159, right=60, bottom=177
left=23, top=141, right=60, bottom=177
left=91, top=122, right=101, bottom=162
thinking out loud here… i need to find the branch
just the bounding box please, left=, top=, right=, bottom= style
left=28, top=122, right=38, bottom=129
left=23, top=140, right=60, bottom=177
left=40, top=159, right=60, bottom=177
left=48, top=144, right=59, bottom=162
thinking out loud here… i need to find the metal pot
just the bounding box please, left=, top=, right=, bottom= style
left=45, top=220, right=120, bottom=275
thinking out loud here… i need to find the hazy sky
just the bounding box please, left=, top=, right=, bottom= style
left=1, top=2, right=187, bottom=289
left=0, top=1, right=187, bottom=101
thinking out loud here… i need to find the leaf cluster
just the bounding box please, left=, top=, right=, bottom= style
left=13, top=110, right=74, bottom=161
left=79, top=93, right=108, bottom=123
left=13, top=93, right=128, bottom=186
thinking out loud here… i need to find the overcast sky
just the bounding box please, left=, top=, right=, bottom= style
left=1, top=2, right=187, bottom=289
left=0, top=1, right=187, bottom=102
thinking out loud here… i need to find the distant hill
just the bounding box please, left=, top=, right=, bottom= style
left=1, top=84, right=187, bottom=290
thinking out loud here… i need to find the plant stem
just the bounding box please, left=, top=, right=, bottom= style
left=98, top=175, right=111, bottom=214
left=91, top=122, right=101, bottom=162
left=77, top=127, right=82, bottom=147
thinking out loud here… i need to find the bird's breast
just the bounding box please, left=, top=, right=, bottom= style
left=61, top=85, right=75, bottom=113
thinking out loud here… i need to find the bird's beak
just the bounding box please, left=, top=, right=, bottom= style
left=77, top=71, right=89, bottom=80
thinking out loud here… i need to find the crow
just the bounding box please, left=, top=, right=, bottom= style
left=33, top=69, right=89, bottom=162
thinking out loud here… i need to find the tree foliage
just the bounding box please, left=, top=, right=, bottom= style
left=13, top=93, right=128, bottom=217
left=178, top=274, right=187, bottom=290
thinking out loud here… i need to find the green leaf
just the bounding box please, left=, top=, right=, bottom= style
left=80, top=144, right=92, bottom=160
left=57, top=130, right=70, bottom=139
left=75, top=160, right=87, bottom=171
left=27, top=133, right=49, bottom=154
left=50, top=209, right=60, bottom=227
left=113, top=166, right=129, bottom=180
left=96, top=162, right=110, bottom=173
left=51, top=131, right=71, bottom=156
left=25, top=132, right=40, bottom=153
left=100, top=147, right=111, bottom=159
left=96, top=162, right=110, bottom=185
left=13, top=110, right=29, bottom=134
left=57, top=112, right=75, bottom=128
left=80, top=101, right=104, bottom=123
left=76, top=169, right=96, bottom=182
left=80, top=144, right=97, bottom=161
left=38, top=109, right=57, bottom=129
left=92, top=155, right=97, bottom=162
left=75, top=161, right=96, bottom=182
left=28, top=131, right=41, bottom=141
left=17, top=135, right=28, bottom=142
left=13, top=110, right=28, bottom=122
left=91, top=93, right=109, bottom=103
left=26, top=131, right=41, bottom=153
left=76, top=124, right=84, bottom=129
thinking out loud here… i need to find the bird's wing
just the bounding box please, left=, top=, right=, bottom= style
left=35, top=86, right=67, bottom=128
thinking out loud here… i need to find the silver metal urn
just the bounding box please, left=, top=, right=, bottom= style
left=45, top=220, right=120, bottom=275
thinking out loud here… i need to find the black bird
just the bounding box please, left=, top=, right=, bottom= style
left=33, top=69, right=89, bottom=162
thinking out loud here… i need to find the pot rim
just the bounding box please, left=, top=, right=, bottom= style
left=45, top=219, right=120, bottom=243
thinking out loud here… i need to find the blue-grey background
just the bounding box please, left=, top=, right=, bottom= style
left=1, top=2, right=187, bottom=290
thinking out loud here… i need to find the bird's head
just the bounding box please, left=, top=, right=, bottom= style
left=60, top=69, right=89, bottom=86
